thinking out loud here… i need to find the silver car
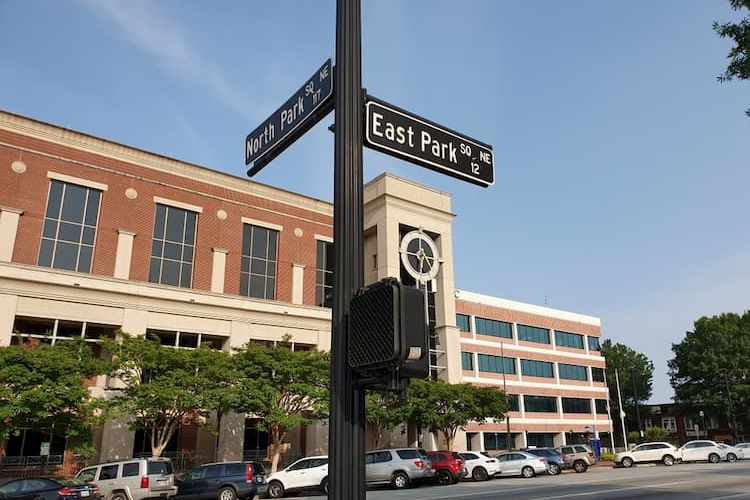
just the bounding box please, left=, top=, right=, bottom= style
left=76, top=457, right=177, bottom=500
left=678, top=440, right=724, bottom=464
left=495, top=451, right=548, bottom=478
left=364, top=448, right=434, bottom=489
left=718, top=444, right=745, bottom=462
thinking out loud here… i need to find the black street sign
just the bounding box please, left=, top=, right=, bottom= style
left=245, top=59, right=334, bottom=176
left=364, top=97, right=494, bottom=187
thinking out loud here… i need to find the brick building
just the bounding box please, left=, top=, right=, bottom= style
left=0, top=109, right=611, bottom=465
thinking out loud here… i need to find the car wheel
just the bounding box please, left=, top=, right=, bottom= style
left=111, top=493, right=127, bottom=500
left=320, top=478, right=329, bottom=494
left=726, top=453, right=737, bottom=463
left=708, top=453, right=720, bottom=464
left=547, top=463, right=561, bottom=475
left=218, top=486, right=236, bottom=500
left=573, top=460, right=588, bottom=473
left=521, top=466, right=535, bottom=478
left=662, top=455, right=675, bottom=466
left=392, top=471, right=409, bottom=489
left=472, top=466, right=489, bottom=481
left=621, top=457, right=634, bottom=468
left=267, top=480, right=285, bottom=499
left=436, top=470, right=453, bottom=486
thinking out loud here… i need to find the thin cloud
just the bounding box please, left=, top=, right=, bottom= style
left=79, top=0, right=256, bottom=121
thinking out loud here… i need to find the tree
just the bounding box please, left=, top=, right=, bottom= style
left=644, top=426, right=670, bottom=442
left=601, top=340, right=654, bottom=435
left=0, top=337, right=106, bottom=445
left=714, top=0, right=750, bottom=116
left=668, top=312, right=750, bottom=435
left=404, top=379, right=508, bottom=450
left=231, top=338, right=329, bottom=474
left=101, top=333, right=233, bottom=457
left=364, top=391, right=403, bottom=449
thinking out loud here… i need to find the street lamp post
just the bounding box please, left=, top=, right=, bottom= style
left=725, top=373, right=739, bottom=444
left=631, top=369, right=643, bottom=439
left=699, top=410, right=706, bottom=438
left=500, top=340, right=512, bottom=451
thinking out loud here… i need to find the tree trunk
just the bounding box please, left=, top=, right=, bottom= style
left=269, top=426, right=286, bottom=475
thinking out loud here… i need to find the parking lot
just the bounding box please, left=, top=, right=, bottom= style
left=288, top=460, right=750, bottom=500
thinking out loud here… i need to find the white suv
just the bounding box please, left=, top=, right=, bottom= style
left=265, top=456, right=328, bottom=499
left=678, top=440, right=723, bottom=463
left=615, top=442, right=682, bottom=467
left=458, top=452, right=500, bottom=481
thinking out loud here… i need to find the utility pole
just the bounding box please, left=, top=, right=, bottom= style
left=500, top=339, right=511, bottom=450
left=615, top=369, right=628, bottom=450
left=328, top=0, right=365, bottom=498
left=725, top=373, right=739, bottom=444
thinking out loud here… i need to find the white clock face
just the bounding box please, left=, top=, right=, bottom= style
left=400, top=230, right=440, bottom=282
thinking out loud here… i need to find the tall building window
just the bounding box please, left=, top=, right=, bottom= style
left=517, top=324, right=550, bottom=344
left=149, top=204, right=197, bottom=288
left=555, top=330, right=584, bottom=349
left=475, top=317, right=512, bottom=339
left=524, top=395, right=557, bottom=413
left=461, top=351, right=474, bottom=370
left=456, top=313, right=471, bottom=332
left=592, top=367, right=606, bottom=382
left=483, top=433, right=510, bottom=451
left=39, top=180, right=101, bottom=273
left=558, top=363, right=589, bottom=381
left=478, top=354, right=516, bottom=374
left=239, top=224, right=278, bottom=299
left=315, top=240, right=334, bottom=307
left=595, top=399, right=608, bottom=414
left=508, top=394, right=520, bottom=411
left=520, top=359, right=554, bottom=378
left=562, top=397, right=591, bottom=414
left=588, top=336, right=601, bottom=351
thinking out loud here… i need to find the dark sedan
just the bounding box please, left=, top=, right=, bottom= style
left=0, top=478, right=100, bottom=500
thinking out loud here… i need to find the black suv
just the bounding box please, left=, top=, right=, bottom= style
left=521, top=447, right=567, bottom=475
left=176, top=462, right=266, bottom=500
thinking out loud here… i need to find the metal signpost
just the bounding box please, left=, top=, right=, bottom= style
left=245, top=59, right=334, bottom=176
left=243, top=2, right=493, bottom=497
left=364, top=97, right=494, bottom=187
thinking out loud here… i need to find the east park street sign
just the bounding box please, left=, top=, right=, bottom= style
left=364, top=97, right=494, bottom=187
left=245, top=59, right=334, bottom=176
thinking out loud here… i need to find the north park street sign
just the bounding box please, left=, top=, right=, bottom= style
left=364, top=98, right=494, bottom=187
left=245, top=59, right=334, bottom=176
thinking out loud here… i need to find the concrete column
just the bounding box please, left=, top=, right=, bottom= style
left=99, top=416, right=135, bottom=461
left=291, top=263, right=305, bottom=305
left=0, top=207, right=23, bottom=262
left=121, top=309, right=148, bottom=336
left=210, top=248, right=228, bottom=293
left=113, top=230, right=136, bottom=279
left=216, top=413, right=245, bottom=461
left=0, top=293, right=19, bottom=346
left=555, top=432, right=566, bottom=447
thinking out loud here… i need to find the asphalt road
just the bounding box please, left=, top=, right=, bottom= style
left=286, top=460, right=750, bottom=499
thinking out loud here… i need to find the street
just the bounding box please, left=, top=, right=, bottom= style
left=290, top=461, right=750, bottom=499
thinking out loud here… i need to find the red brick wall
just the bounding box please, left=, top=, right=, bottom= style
left=0, top=129, right=333, bottom=305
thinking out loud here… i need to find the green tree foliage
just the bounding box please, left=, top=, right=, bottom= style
left=601, top=340, right=654, bottom=433
left=231, top=337, right=329, bottom=474
left=668, top=312, right=750, bottom=424
left=365, top=391, right=403, bottom=449
left=714, top=0, right=750, bottom=116
left=101, top=333, right=233, bottom=457
left=404, top=379, right=508, bottom=450
left=0, top=338, right=105, bottom=443
left=644, top=426, right=670, bottom=442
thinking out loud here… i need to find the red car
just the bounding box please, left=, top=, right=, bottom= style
left=425, top=451, right=467, bottom=485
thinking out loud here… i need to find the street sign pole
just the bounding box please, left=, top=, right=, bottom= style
left=329, top=0, right=365, bottom=498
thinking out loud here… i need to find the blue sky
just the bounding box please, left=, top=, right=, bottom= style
left=1, top=0, right=748, bottom=403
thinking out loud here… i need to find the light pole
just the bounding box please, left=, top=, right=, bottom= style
left=725, top=373, right=739, bottom=444
left=699, top=410, right=706, bottom=438
left=631, top=369, right=643, bottom=439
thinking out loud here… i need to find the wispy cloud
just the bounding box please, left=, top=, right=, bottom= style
left=79, top=0, right=256, bottom=121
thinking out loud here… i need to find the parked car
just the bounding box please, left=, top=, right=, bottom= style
left=76, top=457, right=177, bottom=500
left=735, top=442, right=750, bottom=451
left=364, top=448, right=434, bottom=489
left=521, top=447, right=567, bottom=475
left=0, top=478, right=101, bottom=500
left=264, top=456, right=328, bottom=499
left=717, top=444, right=744, bottom=462
left=424, top=451, right=466, bottom=485
left=614, top=442, right=682, bottom=467
left=457, top=452, right=500, bottom=481
left=175, top=461, right=266, bottom=500
left=678, top=440, right=724, bottom=463
left=495, top=451, right=547, bottom=478
left=556, top=444, right=596, bottom=473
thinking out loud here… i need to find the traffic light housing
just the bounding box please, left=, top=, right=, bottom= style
left=348, top=277, right=429, bottom=379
